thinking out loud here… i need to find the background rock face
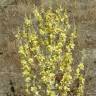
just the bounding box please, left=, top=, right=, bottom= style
left=0, top=0, right=96, bottom=96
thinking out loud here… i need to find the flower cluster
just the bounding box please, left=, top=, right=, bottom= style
left=16, top=6, right=84, bottom=96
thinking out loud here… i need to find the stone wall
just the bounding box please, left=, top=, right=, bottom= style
left=0, top=0, right=96, bottom=96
